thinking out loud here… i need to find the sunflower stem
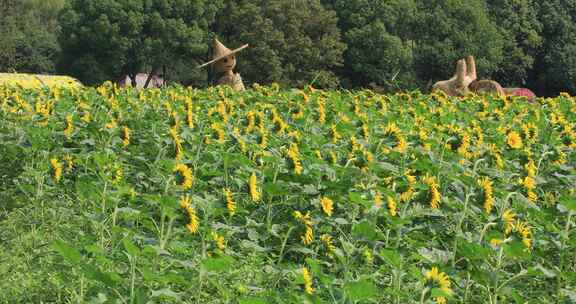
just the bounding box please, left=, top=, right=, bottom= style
left=420, top=287, right=429, bottom=304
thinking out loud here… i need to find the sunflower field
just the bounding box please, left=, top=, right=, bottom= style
left=0, top=83, right=575, bottom=303
left=0, top=73, right=82, bottom=89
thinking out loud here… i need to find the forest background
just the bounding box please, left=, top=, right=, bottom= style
left=0, top=0, right=575, bottom=96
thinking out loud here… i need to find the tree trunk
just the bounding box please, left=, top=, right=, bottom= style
left=144, top=66, right=159, bottom=89
left=129, top=73, right=137, bottom=88
left=162, top=65, right=166, bottom=87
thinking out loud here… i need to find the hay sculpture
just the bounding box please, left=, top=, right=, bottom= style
left=433, top=56, right=536, bottom=102
left=432, top=56, right=477, bottom=97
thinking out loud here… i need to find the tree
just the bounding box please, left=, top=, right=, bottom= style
left=213, top=0, right=346, bottom=88
left=529, top=1, right=576, bottom=95
left=326, top=0, right=505, bottom=91
left=412, top=0, right=505, bottom=89
left=324, top=0, right=417, bottom=90
left=0, top=0, right=64, bottom=74
left=59, top=0, right=223, bottom=86
left=343, top=22, right=415, bottom=90
left=486, top=0, right=542, bottom=87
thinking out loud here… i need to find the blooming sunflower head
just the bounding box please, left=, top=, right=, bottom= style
left=249, top=172, right=261, bottom=202
left=477, top=177, right=494, bottom=214
left=374, top=191, right=383, bottom=208
left=320, top=234, right=336, bottom=254
left=506, top=131, right=523, bottom=149
left=286, top=143, right=303, bottom=175
left=301, top=267, right=315, bottom=295
left=514, top=220, right=532, bottom=249
left=320, top=196, right=334, bottom=217
left=179, top=195, right=192, bottom=209
left=122, top=126, right=131, bottom=148
left=50, top=158, right=62, bottom=183
left=211, top=232, right=226, bottom=251
left=224, top=188, right=236, bottom=216
left=490, top=238, right=504, bottom=247
left=522, top=122, right=538, bottom=142
left=424, top=175, right=442, bottom=209
left=174, top=163, right=193, bottom=189
left=502, top=209, right=516, bottom=235
left=425, top=267, right=454, bottom=303
left=524, top=159, right=537, bottom=177
left=522, top=176, right=536, bottom=190
left=387, top=196, right=397, bottom=216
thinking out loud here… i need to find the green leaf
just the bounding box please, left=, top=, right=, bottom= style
left=503, top=241, right=530, bottom=260
left=413, top=158, right=436, bottom=174
left=344, top=278, right=378, bottom=301
left=529, top=265, right=556, bottom=278
left=123, top=238, right=140, bottom=256
left=302, top=184, right=319, bottom=195
left=562, top=288, right=576, bottom=302
left=93, top=152, right=110, bottom=168
left=239, top=297, right=267, bottom=304
left=305, top=257, right=321, bottom=274
left=376, top=162, right=399, bottom=173
left=559, top=195, right=576, bottom=212
left=223, top=152, right=252, bottom=167
left=150, top=288, right=182, bottom=300
left=456, top=238, right=491, bottom=261
left=91, top=293, right=108, bottom=304
left=81, top=264, right=118, bottom=287
left=430, top=288, right=452, bottom=298
left=348, top=192, right=364, bottom=204
left=53, top=240, right=82, bottom=264
left=75, top=177, right=101, bottom=202
left=201, top=255, right=235, bottom=273
left=379, top=249, right=402, bottom=268
left=334, top=218, right=349, bottom=225
left=509, top=289, right=525, bottom=304
left=417, top=248, right=453, bottom=264
left=263, top=182, right=289, bottom=196
left=160, top=195, right=179, bottom=215
left=349, top=192, right=371, bottom=209
left=352, top=220, right=379, bottom=241
left=135, top=288, right=149, bottom=304
left=142, top=266, right=158, bottom=282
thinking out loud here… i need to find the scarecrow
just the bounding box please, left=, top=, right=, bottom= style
left=468, top=79, right=505, bottom=97
left=433, top=56, right=536, bottom=102
left=198, top=38, right=249, bottom=91
left=432, top=56, right=477, bottom=96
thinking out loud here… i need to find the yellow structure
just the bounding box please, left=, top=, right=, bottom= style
left=0, top=73, right=82, bottom=89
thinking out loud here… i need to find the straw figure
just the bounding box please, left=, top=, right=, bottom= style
left=468, top=79, right=505, bottom=97
left=198, top=38, right=249, bottom=91
left=432, top=56, right=477, bottom=96
left=465, top=57, right=536, bottom=102
left=434, top=56, right=536, bottom=102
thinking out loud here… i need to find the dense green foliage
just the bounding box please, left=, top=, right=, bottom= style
left=0, top=0, right=64, bottom=73
left=531, top=1, right=576, bottom=95
left=213, top=0, right=346, bottom=88
left=0, top=0, right=575, bottom=94
left=323, top=0, right=417, bottom=90
left=58, top=0, right=223, bottom=86
left=486, top=0, right=542, bottom=86
left=0, top=84, right=575, bottom=302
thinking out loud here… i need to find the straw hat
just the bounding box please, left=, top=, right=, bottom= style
left=198, top=38, right=249, bottom=68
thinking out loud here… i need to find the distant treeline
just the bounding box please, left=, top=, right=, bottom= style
left=1, top=0, right=575, bottom=96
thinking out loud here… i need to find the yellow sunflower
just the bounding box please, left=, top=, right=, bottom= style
left=507, top=131, right=523, bottom=149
